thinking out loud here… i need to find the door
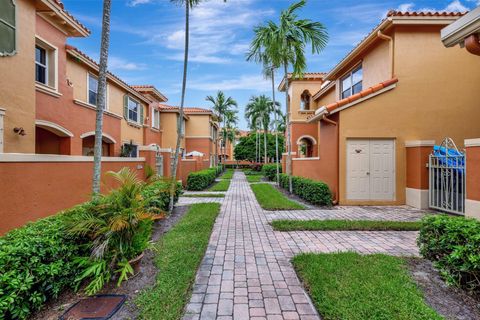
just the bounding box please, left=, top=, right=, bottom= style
left=347, top=139, right=395, bottom=201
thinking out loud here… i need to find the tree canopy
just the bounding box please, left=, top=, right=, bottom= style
left=234, top=133, right=285, bottom=163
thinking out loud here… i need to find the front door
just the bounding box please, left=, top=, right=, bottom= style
left=346, top=139, right=395, bottom=201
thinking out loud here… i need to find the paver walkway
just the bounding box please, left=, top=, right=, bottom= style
left=183, top=172, right=420, bottom=319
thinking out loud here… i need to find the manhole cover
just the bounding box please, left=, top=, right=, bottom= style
left=60, top=294, right=126, bottom=320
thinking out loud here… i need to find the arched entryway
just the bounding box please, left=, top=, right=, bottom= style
left=35, top=120, right=73, bottom=155
left=80, top=131, right=116, bottom=156
left=297, top=135, right=317, bottom=158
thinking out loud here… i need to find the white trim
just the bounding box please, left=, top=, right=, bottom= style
left=87, top=73, right=109, bottom=110
left=151, top=107, right=160, bottom=129
left=441, top=7, right=480, bottom=47
left=0, top=153, right=145, bottom=162
left=332, top=84, right=397, bottom=115
left=35, top=120, right=74, bottom=137
left=185, top=136, right=212, bottom=139
left=35, top=35, right=58, bottom=91
left=296, top=135, right=317, bottom=145
left=80, top=131, right=116, bottom=144
left=292, top=157, right=320, bottom=161
left=406, top=188, right=429, bottom=209
left=127, top=96, right=141, bottom=124
left=405, top=140, right=435, bottom=147
left=35, top=83, right=62, bottom=98
left=73, top=99, right=122, bottom=119
left=465, top=199, right=480, bottom=220
left=465, top=138, right=480, bottom=148
left=138, top=144, right=171, bottom=152
left=282, top=152, right=297, bottom=156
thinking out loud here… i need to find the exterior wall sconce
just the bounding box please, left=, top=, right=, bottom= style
left=13, top=127, right=26, bottom=136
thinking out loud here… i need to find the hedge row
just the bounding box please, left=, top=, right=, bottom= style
left=418, top=215, right=480, bottom=292
left=186, top=166, right=223, bottom=191
left=0, top=179, right=182, bottom=319
left=279, top=174, right=332, bottom=206
left=262, top=164, right=281, bottom=181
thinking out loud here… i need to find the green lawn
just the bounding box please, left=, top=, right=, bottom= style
left=246, top=175, right=263, bottom=183
left=219, top=169, right=234, bottom=180
left=271, top=219, right=422, bottom=231
left=250, top=183, right=305, bottom=210
left=135, top=203, right=221, bottom=319
left=293, top=252, right=441, bottom=320
left=182, top=193, right=225, bottom=198
left=209, top=179, right=230, bottom=191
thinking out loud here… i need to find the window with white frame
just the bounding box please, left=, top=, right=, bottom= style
left=341, top=65, right=362, bottom=99
left=0, top=0, right=16, bottom=56
left=127, top=97, right=139, bottom=123
left=35, top=46, right=47, bottom=84
left=87, top=74, right=108, bottom=109
left=152, top=108, right=160, bottom=129
left=35, top=39, right=57, bottom=89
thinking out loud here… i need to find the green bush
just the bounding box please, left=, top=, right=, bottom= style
left=418, top=215, right=480, bottom=292
left=278, top=173, right=332, bottom=206
left=142, top=179, right=182, bottom=211
left=262, top=164, right=281, bottom=181
left=186, top=168, right=218, bottom=191
left=0, top=206, right=88, bottom=319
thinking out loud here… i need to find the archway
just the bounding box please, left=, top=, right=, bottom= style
left=300, top=90, right=311, bottom=111
left=297, top=135, right=317, bottom=158
left=80, top=131, right=116, bottom=156
left=35, top=120, right=73, bottom=155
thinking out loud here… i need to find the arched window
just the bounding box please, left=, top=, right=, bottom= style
left=0, top=0, right=16, bottom=56
left=300, top=90, right=311, bottom=111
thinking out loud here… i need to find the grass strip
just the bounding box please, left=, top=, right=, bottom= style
left=271, top=219, right=422, bottom=231
left=250, top=183, right=305, bottom=210
left=209, top=179, right=230, bottom=191
left=135, top=203, right=221, bottom=319
left=293, top=252, right=441, bottom=320
left=182, top=194, right=225, bottom=198
left=219, top=169, right=234, bottom=180
left=246, top=175, right=263, bottom=183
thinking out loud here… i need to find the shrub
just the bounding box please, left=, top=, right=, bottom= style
left=418, top=215, right=480, bottom=292
left=278, top=174, right=332, bottom=206
left=0, top=208, right=87, bottom=319
left=262, top=164, right=281, bottom=181
left=186, top=168, right=217, bottom=191
left=142, top=179, right=182, bottom=211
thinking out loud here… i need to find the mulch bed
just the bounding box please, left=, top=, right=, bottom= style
left=407, top=258, right=480, bottom=320
left=32, top=205, right=190, bottom=320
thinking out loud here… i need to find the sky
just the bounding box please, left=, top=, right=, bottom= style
left=63, top=0, right=479, bottom=129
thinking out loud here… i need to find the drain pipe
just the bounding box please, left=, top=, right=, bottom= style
left=377, top=30, right=394, bottom=78
left=465, top=34, right=480, bottom=56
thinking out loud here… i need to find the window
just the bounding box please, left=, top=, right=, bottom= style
left=127, top=97, right=139, bottom=123
left=0, top=0, right=16, bottom=56
left=152, top=108, right=160, bottom=129
left=341, top=65, right=363, bottom=99
left=35, top=46, right=47, bottom=84
left=122, top=143, right=138, bottom=157
left=300, top=90, right=311, bottom=110
left=87, top=74, right=108, bottom=109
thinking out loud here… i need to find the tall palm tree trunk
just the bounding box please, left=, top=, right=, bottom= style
left=92, top=0, right=111, bottom=195
left=263, top=125, right=267, bottom=164
left=271, top=70, right=280, bottom=185
left=169, top=1, right=189, bottom=213
left=284, top=63, right=293, bottom=193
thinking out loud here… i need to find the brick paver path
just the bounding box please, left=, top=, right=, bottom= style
left=183, top=172, right=420, bottom=319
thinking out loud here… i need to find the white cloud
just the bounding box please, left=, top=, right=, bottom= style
left=188, top=74, right=271, bottom=92
left=397, top=3, right=415, bottom=12
left=128, top=0, right=153, bottom=7
left=395, top=0, right=471, bottom=13
left=444, top=0, right=469, bottom=11
left=108, top=56, right=146, bottom=71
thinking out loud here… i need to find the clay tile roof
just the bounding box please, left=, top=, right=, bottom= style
left=158, top=105, right=212, bottom=114
left=323, top=77, right=398, bottom=114
left=131, top=85, right=155, bottom=89
left=387, top=10, right=467, bottom=17
left=51, top=0, right=91, bottom=35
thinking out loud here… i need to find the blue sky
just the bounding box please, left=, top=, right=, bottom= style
left=63, top=0, right=479, bottom=129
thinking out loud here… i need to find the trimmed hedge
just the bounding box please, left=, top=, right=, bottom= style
left=262, top=164, right=281, bottom=181
left=0, top=178, right=182, bottom=319
left=418, top=215, right=480, bottom=292
left=279, top=174, right=332, bottom=206
left=186, top=166, right=223, bottom=191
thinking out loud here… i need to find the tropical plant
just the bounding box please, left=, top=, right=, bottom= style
left=206, top=91, right=238, bottom=167
left=92, top=0, right=112, bottom=194
left=245, top=95, right=281, bottom=163
left=247, top=0, right=328, bottom=192
left=234, top=133, right=284, bottom=163
left=67, top=168, right=158, bottom=295
left=168, top=0, right=227, bottom=212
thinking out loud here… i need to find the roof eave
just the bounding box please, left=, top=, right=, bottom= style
left=38, top=0, right=90, bottom=37
left=441, top=7, right=480, bottom=47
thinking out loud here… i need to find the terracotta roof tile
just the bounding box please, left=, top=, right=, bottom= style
left=158, top=105, right=212, bottom=114
left=324, top=77, right=398, bottom=113
left=387, top=10, right=467, bottom=17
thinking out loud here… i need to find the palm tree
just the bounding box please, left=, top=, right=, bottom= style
left=245, top=95, right=280, bottom=164
left=92, top=0, right=112, bottom=195
left=247, top=0, right=328, bottom=192
left=223, top=110, right=239, bottom=160
left=168, top=0, right=227, bottom=213
left=206, top=91, right=238, bottom=167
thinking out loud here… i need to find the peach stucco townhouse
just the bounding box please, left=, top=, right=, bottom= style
left=282, top=10, right=480, bottom=207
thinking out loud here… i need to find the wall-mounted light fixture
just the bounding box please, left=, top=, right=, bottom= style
left=13, top=127, right=26, bottom=136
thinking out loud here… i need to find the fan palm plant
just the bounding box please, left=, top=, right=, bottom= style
left=206, top=91, right=238, bottom=166
left=247, top=0, right=328, bottom=192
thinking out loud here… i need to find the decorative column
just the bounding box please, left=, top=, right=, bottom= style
left=405, top=140, right=435, bottom=209
left=465, top=139, right=480, bottom=220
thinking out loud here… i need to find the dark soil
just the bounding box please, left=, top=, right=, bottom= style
left=32, top=205, right=190, bottom=320
left=407, top=258, right=480, bottom=320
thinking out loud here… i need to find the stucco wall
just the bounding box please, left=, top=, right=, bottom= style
left=185, top=114, right=210, bottom=136
left=289, top=81, right=323, bottom=121
left=0, top=0, right=36, bottom=153
left=186, top=137, right=212, bottom=156
left=161, top=112, right=185, bottom=149
left=290, top=122, right=319, bottom=157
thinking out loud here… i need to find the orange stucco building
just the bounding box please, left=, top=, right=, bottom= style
left=281, top=11, right=480, bottom=207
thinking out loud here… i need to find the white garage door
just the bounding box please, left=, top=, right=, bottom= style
left=346, top=139, right=395, bottom=201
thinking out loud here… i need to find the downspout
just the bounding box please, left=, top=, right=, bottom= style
left=377, top=30, right=394, bottom=78
left=465, top=34, right=480, bottom=56
left=321, top=115, right=339, bottom=205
